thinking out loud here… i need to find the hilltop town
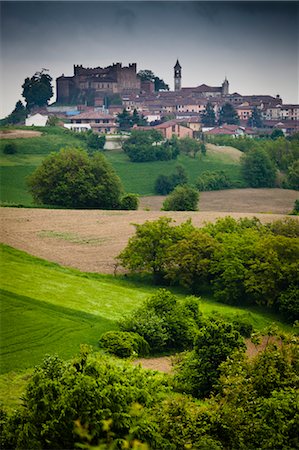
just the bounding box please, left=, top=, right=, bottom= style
left=45, top=60, right=299, bottom=137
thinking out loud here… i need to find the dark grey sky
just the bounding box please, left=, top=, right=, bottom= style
left=1, top=1, right=298, bottom=117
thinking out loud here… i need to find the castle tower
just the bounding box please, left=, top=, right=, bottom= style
left=222, top=76, right=229, bottom=95
left=174, top=59, right=182, bottom=91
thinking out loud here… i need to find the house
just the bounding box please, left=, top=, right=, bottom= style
left=151, top=120, right=193, bottom=139
left=204, top=124, right=246, bottom=137
left=64, top=123, right=91, bottom=132
left=70, top=110, right=118, bottom=134
left=25, top=113, right=48, bottom=127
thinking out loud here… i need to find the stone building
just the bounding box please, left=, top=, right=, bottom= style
left=56, top=63, right=141, bottom=105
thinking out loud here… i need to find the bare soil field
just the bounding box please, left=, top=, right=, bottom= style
left=139, top=188, right=298, bottom=214
left=0, top=130, right=42, bottom=139
left=206, top=143, right=242, bottom=161
left=1, top=203, right=296, bottom=274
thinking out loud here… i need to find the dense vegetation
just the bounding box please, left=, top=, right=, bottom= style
left=118, top=216, right=299, bottom=322
left=207, top=134, right=299, bottom=190
left=123, top=130, right=180, bottom=162
left=28, top=147, right=124, bottom=208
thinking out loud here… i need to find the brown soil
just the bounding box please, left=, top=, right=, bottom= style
left=139, top=188, right=298, bottom=214
left=0, top=206, right=296, bottom=274
left=0, top=129, right=42, bottom=139
left=133, top=337, right=282, bottom=374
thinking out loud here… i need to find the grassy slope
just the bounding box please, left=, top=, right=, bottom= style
left=0, top=244, right=292, bottom=376
left=0, top=127, right=243, bottom=204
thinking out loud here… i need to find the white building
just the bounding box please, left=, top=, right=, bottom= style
left=25, top=113, right=48, bottom=127
left=64, top=123, right=91, bottom=132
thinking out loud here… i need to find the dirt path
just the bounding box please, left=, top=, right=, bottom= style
left=0, top=206, right=296, bottom=274
left=139, top=188, right=298, bottom=214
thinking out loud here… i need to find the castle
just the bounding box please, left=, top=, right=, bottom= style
left=56, top=63, right=141, bottom=105
left=56, top=60, right=229, bottom=106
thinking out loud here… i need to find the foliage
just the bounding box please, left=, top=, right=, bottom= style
left=137, top=69, right=169, bottom=91
left=212, top=340, right=299, bottom=449
left=195, top=170, right=232, bottom=191
left=286, top=160, right=299, bottom=190
left=3, top=142, right=17, bottom=155
left=267, top=217, right=299, bottom=238
left=117, top=217, right=194, bottom=283
left=86, top=132, right=106, bottom=151
left=123, top=130, right=179, bottom=162
left=271, top=128, right=284, bottom=139
left=22, top=69, right=53, bottom=110
left=174, top=319, right=245, bottom=398
left=241, top=148, right=276, bottom=187
left=99, top=331, right=149, bottom=358
left=120, top=289, right=202, bottom=352
left=0, top=101, right=27, bottom=126
left=218, top=103, right=239, bottom=125
left=293, top=199, right=299, bottom=214
left=27, top=147, right=123, bottom=208
left=247, top=106, right=263, bottom=128
left=278, top=286, right=299, bottom=322
left=154, top=165, right=188, bottom=195
left=201, top=102, right=216, bottom=127
left=1, top=350, right=170, bottom=449
left=120, top=193, right=139, bottom=210
left=177, top=136, right=201, bottom=158
left=162, top=185, right=199, bottom=211
left=164, top=230, right=218, bottom=293
left=117, top=109, right=132, bottom=131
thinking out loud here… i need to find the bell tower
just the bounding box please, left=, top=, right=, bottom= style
left=174, top=59, right=182, bottom=91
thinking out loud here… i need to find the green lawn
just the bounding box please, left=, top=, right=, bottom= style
left=0, top=126, right=244, bottom=204
left=0, top=244, right=293, bottom=375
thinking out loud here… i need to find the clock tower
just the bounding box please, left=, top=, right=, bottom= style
left=174, top=59, right=182, bottom=91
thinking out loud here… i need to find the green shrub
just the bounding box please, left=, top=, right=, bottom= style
left=278, top=286, right=299, bottom=323
left=3, top=142, right=17, bottom=154
left=120, top=193, right=139, bottom=210
left=196, top=171, right=232, bottom=191
left=293, top=199, right=299, bottom=215
left=162, top=185, right=199, bottom=211
left=232, top=315, right=254, bottom=337
left=99, top=331, right=149, bottom=357
left=155, top=166, right=188, bottom=195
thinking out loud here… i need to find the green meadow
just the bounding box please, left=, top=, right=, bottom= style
left=0, top=126, right=243, bottom=204
left=0, top=243, right=293, bottom=377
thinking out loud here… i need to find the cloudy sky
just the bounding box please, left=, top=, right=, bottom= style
left=0, top=1, right=298, bottom=117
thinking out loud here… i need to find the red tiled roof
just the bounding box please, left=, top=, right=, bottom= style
left=71, top=111, right=115, bottom=120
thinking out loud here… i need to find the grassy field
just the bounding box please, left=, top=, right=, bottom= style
left=0, top=243, right=293, bottom=377
left=105, top=149, right=244, bottom=195
left=0, top=126, right=244, bottom=204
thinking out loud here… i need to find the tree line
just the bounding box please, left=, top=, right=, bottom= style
left=117, top=216, right=299, bottom=323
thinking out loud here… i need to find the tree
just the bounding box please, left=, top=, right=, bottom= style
left=117, top=217, right=194, bottom=283
left=123, top=130, right=179, bottom=162
left=271, top=128, right=284, bottom=139
left=247, top=106, right=263, bottom=128
left=117, top=108, right=132, bottom=131
left=178, top=137, right=201, bottom=158
left=22, top=69, right=53, bottom=110
left=155, top=165, right=188, bottom=195
left=286, top=160, right=299, bottom=190
left=201, top=102, right=216, bottom=127
left=27, top=147, right=123, bottom=208
left=138, top=69, right=169, bottom=91
left=241, top=148, right=276, bottom=187
left=0, top=100, right=27, bottom=125
left=196, top=171, right=232, bottom=191
left=86, top=132, right=106, bottom=151
left=165, top=230, right=218, bottom=293
left=162, top=185, right=199, bottom=211
left=174, top=319, right=245, bottom=398
left=218, top=103, right=239, bottom=125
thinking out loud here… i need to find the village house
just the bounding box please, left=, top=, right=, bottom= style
left=69, top=110, right=118, bottom=134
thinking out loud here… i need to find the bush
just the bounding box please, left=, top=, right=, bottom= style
left=86, top=132, right=106, bottom=150
left=196, top=171, right=232, bottom=191
left=293, top=199, right=299, bottom=215
left=241, top=148, right=276, bottom=188
left=278, top=286, right=299, bottom=322
left=99, top=331, right=149, bottom=357
left=120, top=289, right=200, bottom=353
left=27, top=147, right=123, bottom=208
left=232, top=315, right=254, bottom=337
left=162, top=185, right=199, bottom=211
left=155, top=166, right=188, bottom=195
left=120, top=193, right=139, bottom=210
left=3, top=142, right=17, bottom=154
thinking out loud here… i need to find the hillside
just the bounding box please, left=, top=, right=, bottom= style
left=0, top=244, right=293, bottom=375
left=0, top=127, right=244, bottom=204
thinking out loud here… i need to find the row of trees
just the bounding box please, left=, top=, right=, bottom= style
left=201, top=102, right=263, bottom=127
left=117, top=216, right=299, bottom=322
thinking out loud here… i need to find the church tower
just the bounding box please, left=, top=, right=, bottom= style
left=222, top=76, right=229, bottom=96
left=174, top=59, right=182, bottom=91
